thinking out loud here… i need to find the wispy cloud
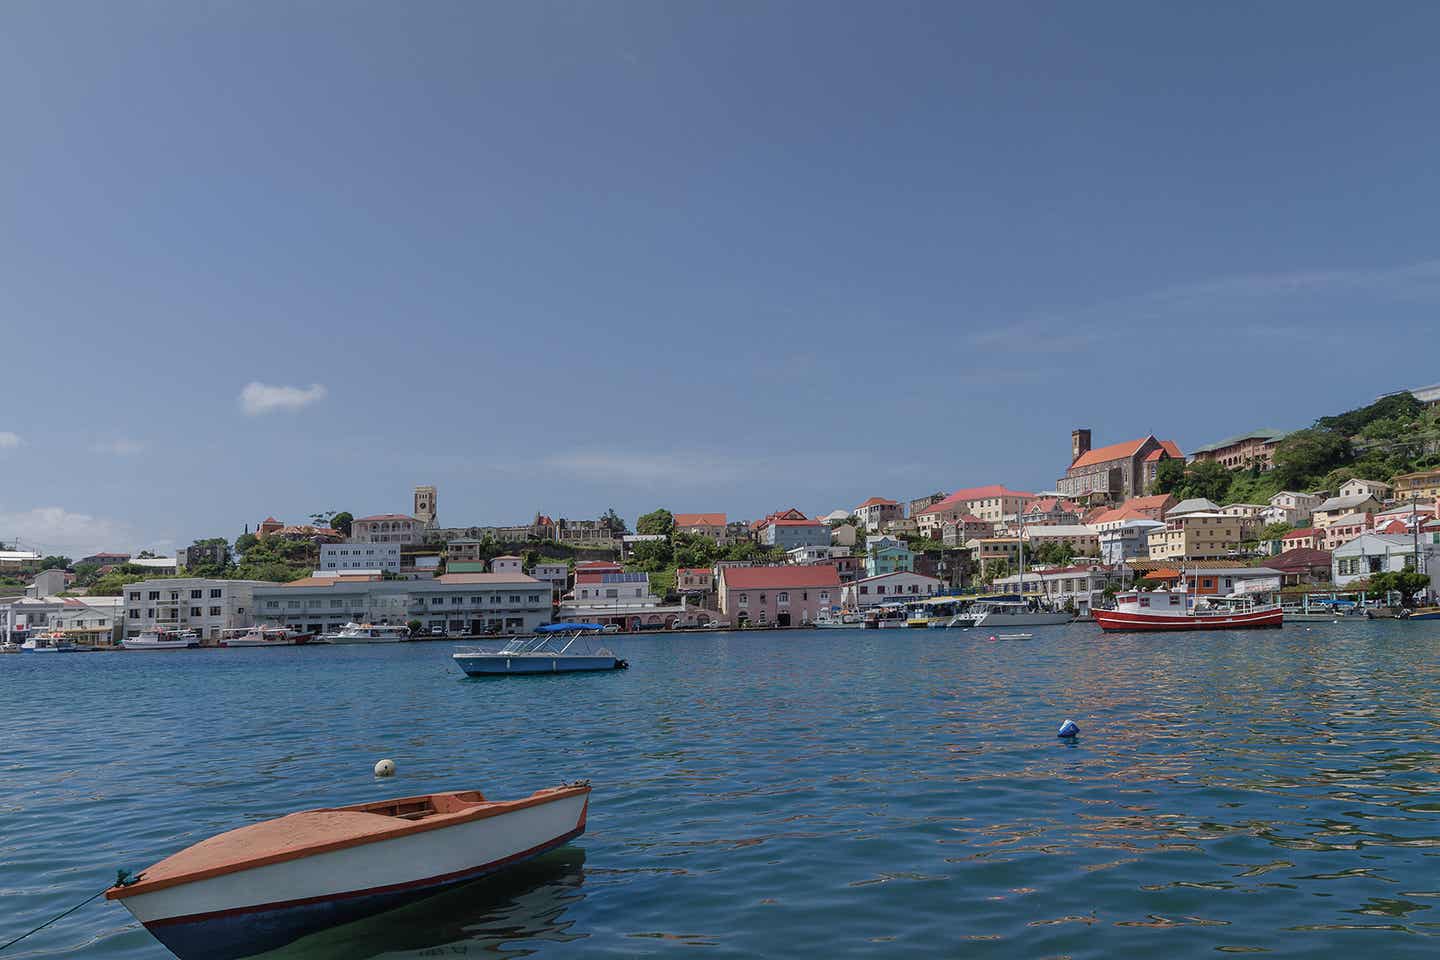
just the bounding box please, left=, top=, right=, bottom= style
left=544, top=449, right=754, bottom=488
left=0, top=506, right=141, bottom=557
left=0, top=431, right=20, bottom=449
left=91, top=437, right=143, bottom=456
left=239, top=382, right=328, bottom=416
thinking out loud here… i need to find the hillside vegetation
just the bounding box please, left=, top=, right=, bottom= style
left=1157, top=393, right=1440, bottom=506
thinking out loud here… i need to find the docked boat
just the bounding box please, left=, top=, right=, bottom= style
left=0, top=640, right=20, bottom=653
left=1093, top=589, right=1283, bottom=632
left=21, top=631, right=79, bottom=652
left=862, top=602, right=909, bottom=629
left=1409, top=606, right=1440, bottom=621
left=107, top=782, right=590, bottom=960
left=813, top=610, right=862, bottom=628
left=960, top=598, right=1072, bottom=627
left=318, top=623, right=410, bottom=644
left=220, top=626, right=313, bottom=647
left=452, top=623, right=627, bottom=675
left=122, top=628, right=201, bottom=650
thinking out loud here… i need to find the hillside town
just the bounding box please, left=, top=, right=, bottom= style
left=4, top=385, right=1440, bottom=645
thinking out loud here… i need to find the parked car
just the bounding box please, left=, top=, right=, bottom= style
left=429, top=625, right=446, bottom=637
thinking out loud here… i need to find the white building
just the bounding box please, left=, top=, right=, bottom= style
left=0, top=549, right=42, bottom=573
left=786, top=545, right=851, bottom=564
left=1098, top=519, right=1164, bottom=563
left=1021, top=524, right=1101, bottom=557
left=531, top=562, right=568, bottom=598
left=1339, top=477, right=1392, bottom=502
left=1332, top=534, right=1440, bottom=590
left=254, top=572, right=551, bottom=636
left=123, top=578, right=271, bottom=642
left=321, top=542, right=401, bottom=573
left=991, top=565, right=1120, bottom=614
left=841, top=571, right=942, bottom=608
left=1267, top=491, right=1323, bottom=526
left=351, top=514, right=421, bottom=544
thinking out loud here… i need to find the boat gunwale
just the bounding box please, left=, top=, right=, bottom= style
left=106, top=784, right=590, bottom=900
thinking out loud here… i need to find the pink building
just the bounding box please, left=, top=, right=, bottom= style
left=716, top=565, right=841, bottom=627
left=1281, top=527, right=1320, bottom=552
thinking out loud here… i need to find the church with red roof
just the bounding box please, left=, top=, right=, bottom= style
left=1057, top=428, right=1182, bottom=502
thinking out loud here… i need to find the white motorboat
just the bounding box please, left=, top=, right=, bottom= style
left=107, top=782, right=590, bottom=960
left=0, top=640, right=20, bottom=654
left=453, top=623, right=627, bottom=676
left=123, top=629, right=201, bottom=650
left=319, top=623, right=410, bottom=644
left=813, top=610, right=862, bottom=628
left=221, top=626, right=313, bottom=647
left=962, top=599, right=1072, bottom=627
left=862, top=603, right=910, bottom=629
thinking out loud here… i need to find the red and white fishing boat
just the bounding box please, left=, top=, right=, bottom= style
left=107, top=782, right=589, bottom=960
left=1093, top=588, right=1283, bottom=632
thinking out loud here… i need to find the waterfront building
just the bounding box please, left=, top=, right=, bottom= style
left=1392, top=468, right=1440, bottom=504
left=1338, top=477, right=1393, bottom=502
left=531, top=562, right=568, bottom=598
left=124, top=578, right=271, bottom=643
left=351, top=514, right=421, bottom=544
left=1098, top=519, right=1165, bottom=564
left=574, top=571, right=652, bottom=604
left=1057, top=429, right=1182, bottom=501
left=841, top=571, right=942, bottom=609
left=716, top=565, right=840, bottom=626
left=853, top=497, right=903, bottom=532
left=321, top=542, right=401, bottom=573
left=1311, top=494, right=1381, bottom=529
left=755, top=514, right=830, bottom=550
left=1332, top=534, right=1440, bottom=590
left=1188, top=429, right=1288, bottom=471
left=673, top=513, right=729, bottom=544
left=865, top=543, right=915, bottom=577
left=1021, top=524, right=1100, bottom=558
left=1147, top=513, right=1242, bottom=561
left=255, top=572, right=550, bottom=636
left=1321, top=513, right=1374, bottom=552
left=1022, top=497, right=1083, bottom=526
left=1269, top=548, right=1333, bottom=586
left=990, top=565, right=1119, bottom=614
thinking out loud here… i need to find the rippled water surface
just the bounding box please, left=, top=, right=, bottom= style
left=4, top=623, right=1440, bottom=957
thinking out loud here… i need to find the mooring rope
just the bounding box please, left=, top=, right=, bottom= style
left=0, top=869, right=140, bottom=954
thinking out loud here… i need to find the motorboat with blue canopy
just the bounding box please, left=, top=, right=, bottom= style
left=452, top=623, right=629, bottom=676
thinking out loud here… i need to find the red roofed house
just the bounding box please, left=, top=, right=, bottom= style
left=1269, top=547, right=1333, bottom=586
left=674, top=513, right=729, bottom=544
left=754, top=510, right=830, bottom=550
left=1089, top=494, right=1178, bottom=530
left=351, top=514, right=422, bottom=544
left=676, top=567, right=713, bottom=595
left=913, top=485, right=1037, bottom=534
left=1281, top=528, right=1321, bottom=551
left=1058, top=429, right=1182, bottom=501
left=853, top=497, right=903, bottom=532
left=716, top=565, right=842, bottom=626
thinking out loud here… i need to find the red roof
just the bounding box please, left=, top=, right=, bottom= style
left=919, top=485, right=1035, bottom=514
left=1071, top=436, right=1181, bottom=469
left=1269, top=547, right=1332, bottom=571
left=719, top=565, right=841, bottom=590
left=674, top=513, right=726, bottom=527
left=1376, top=519, right=1408, bottom=534
left=1283, top=527, right=1318, bottom=540
left=677, top=567, right=711, bottom=576
left=1026, top=497, right=1080, bottom=514
left=356, top=514, right=416, bottom=523
left=856, top=497, right=898, bottom=509
left=575, top=560, right=621, bottom=570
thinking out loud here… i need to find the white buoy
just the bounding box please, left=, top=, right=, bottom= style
left=1057, top=719, right=1080, bottom=739
left=374, top=758, right=396, bottom=778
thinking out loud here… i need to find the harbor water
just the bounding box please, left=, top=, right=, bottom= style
left=3, top=622, right=1440, bottom=957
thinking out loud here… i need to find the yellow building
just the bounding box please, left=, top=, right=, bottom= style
left=1146, top=513, right=1242, bottom=561
left=968, top=537, right=1021, bottom=578
left=1392, top=468, right=1440, bottom=503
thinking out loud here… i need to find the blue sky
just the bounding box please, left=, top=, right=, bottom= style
left=3, top=2, right=1439, bottom=556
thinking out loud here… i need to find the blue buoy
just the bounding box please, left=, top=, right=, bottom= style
left=1057, top=719, right=1080, bottom=739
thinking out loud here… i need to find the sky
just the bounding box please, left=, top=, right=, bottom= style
left=3, top=2, right=1440, bottom=557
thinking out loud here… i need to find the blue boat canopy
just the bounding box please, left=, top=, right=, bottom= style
left=536, top=622, right=606, bottom=633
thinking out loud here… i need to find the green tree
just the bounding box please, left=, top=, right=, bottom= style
left=601, top=508, right=628, bottom=536
left=636, top=508, right=675, bottom=537
left=1153, top=458, right=1186, bottom=494
left=1273, top=429, right=1351, bottom=491
left=984, top=559, right=1012, bottom=585
left=330, top=512, right=353, bottom=536
left=72, top=561, right=101, bottom=586
left=1178, top=460, right=1233, bottom=503
left=627, top=538, right=674, bottom=573
left=235, top=532, right=259, bottom=554
left=1259, top=521, right=1293, bottom=541
left=39, top=555, right=72, bottom=571
left=673, top=531, right=718, bottom=569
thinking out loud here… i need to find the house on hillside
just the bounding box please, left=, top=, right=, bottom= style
left=1312, top=494, right=1381, bottom=529
left=853, top=497, right=903, bottom=532
left=1339, top=478, right=1393, bottom=502
left=914, top=485, right=1036, bottom=534
left=1188, top=429, right=1288, bottom=471
left=674, top=513, right=729, bottom=544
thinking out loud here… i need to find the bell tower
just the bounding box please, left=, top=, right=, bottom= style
left=414, top=485, right=437, bottom=529
left=1071, top=428, right=1092, bottom=464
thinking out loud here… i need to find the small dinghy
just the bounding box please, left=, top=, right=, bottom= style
left=995, top=633, right=1034, bottom=641
left=107, top=783, right=589, bottom=960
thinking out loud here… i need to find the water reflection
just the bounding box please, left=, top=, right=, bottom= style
left=257, top=849, right=587, bottom=959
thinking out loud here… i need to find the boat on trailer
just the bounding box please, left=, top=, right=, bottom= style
left=1093, top=588, right=1283, bottom=632
left=452, top=623, right=628, bottom=676
left=107, top=783, right=590, bottom=960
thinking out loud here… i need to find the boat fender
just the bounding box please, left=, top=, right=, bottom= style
left=1057, top=719, right=1080, bottom=739
left=374, top=758, right=396, bottom=778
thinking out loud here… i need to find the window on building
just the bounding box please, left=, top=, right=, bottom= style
left=190, top=606, right=202, bottom=616
left=210, top=606, right=221, bottom=616
left=191, top=589, right=203, bottom=599
left=128, top=609, right=139, bottom=619
left=210, top=589, right=222, bottom=598
left=148, top=591, right=160, bottom=601
left=128, top=592, right=140, bottom=601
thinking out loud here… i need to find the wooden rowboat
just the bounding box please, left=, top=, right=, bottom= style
left=107, top=783, right=590, bottom=960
